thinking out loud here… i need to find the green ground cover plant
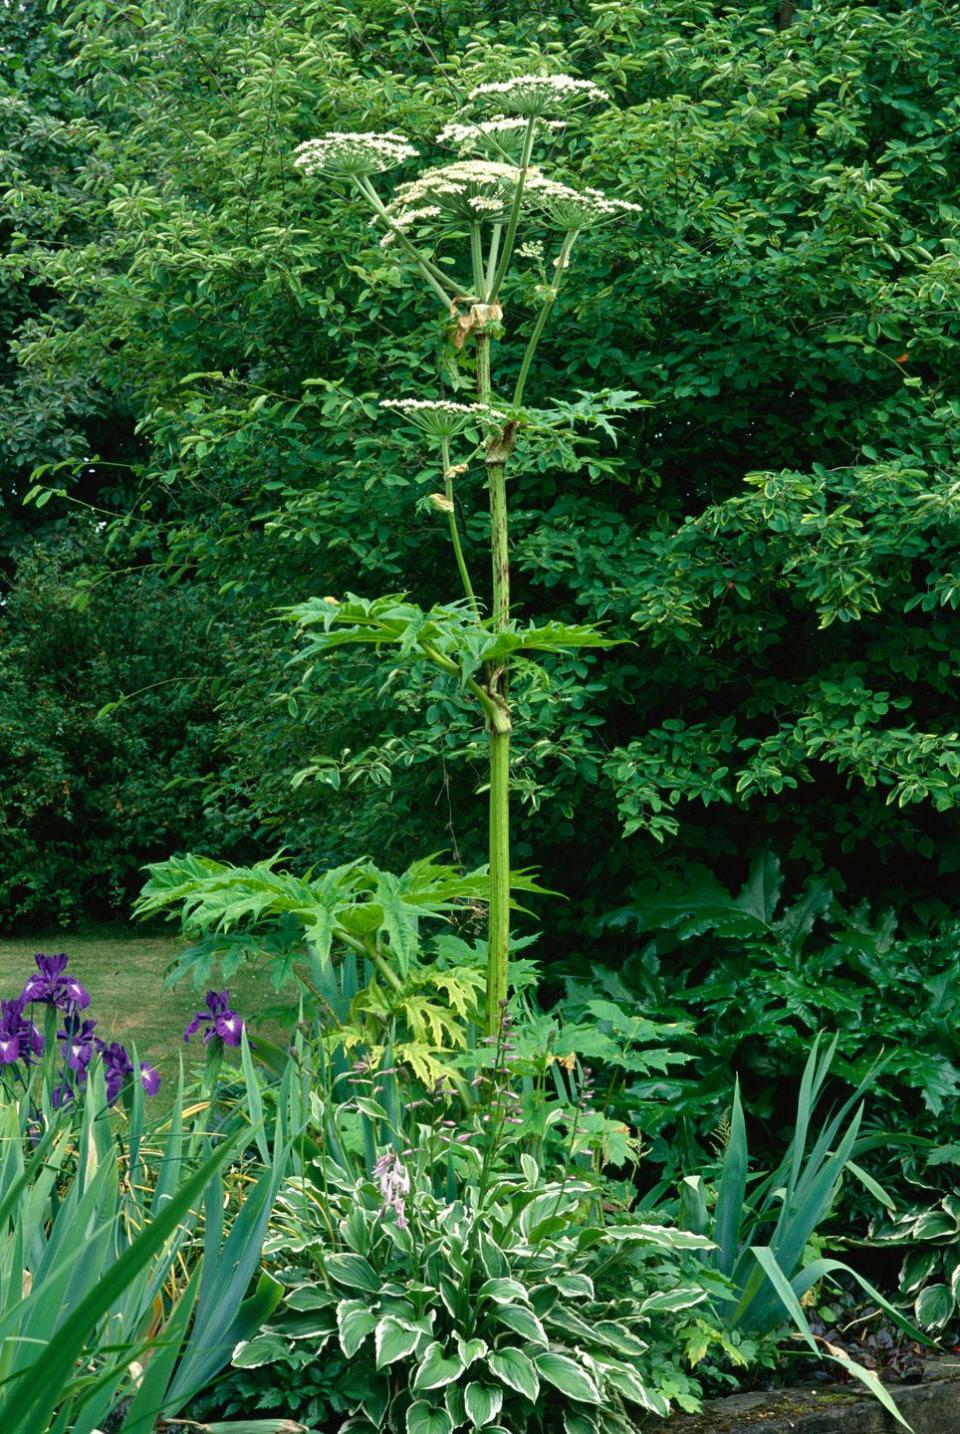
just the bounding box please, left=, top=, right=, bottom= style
left=185, top=1010, right=720, bottom=1432
left=574, top=854, right=960, bottom=1164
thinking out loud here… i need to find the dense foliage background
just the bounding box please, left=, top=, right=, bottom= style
left=5, top=0, right=960, bottom=952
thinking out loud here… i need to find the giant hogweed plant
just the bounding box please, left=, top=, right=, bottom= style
left=138, top=70, right=642, bottom=1053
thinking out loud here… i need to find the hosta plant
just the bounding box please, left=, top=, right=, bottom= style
left=869, top=1187, right=960, bottom=1333
left=216, top=1154, right=715, bottom=1434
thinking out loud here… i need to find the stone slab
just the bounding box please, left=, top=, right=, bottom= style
left=663, top=1358, right=960, bottom=1433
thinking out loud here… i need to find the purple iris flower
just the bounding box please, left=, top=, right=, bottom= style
left=22, top=953, right=90, bottom=1012
left=0, top=996, right=44, bottom=1066
left=183, top=990, right=243, bottom=1047
left=59, top=1017, right=97, bottom=1074
left=96, top=1040, right=134, bottom=1104
left=93, top=1040, right=160, bottom=1103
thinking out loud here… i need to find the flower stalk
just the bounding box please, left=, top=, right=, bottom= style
left=475, top=328, right=513, bottom=1027
left=294, top=77, right=637, bottom=1035
left=353, top=175, right=457, bottom=306
left=513, top=228, right=578, bottom=406
left=488, top=116, right=536, bottom=301
left=440, top=437, right=480, bottom=618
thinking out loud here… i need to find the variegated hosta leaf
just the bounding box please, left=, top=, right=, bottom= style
left=337, top=1298, right=378, bottom=1358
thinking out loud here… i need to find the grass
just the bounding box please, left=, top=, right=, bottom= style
left=0, top=928, right=296, bottom=1096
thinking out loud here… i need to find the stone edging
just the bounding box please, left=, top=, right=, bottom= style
left=661, top=1358, right=960, bottom=1433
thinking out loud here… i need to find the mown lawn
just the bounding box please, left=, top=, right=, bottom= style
left=0, top=929, right=295, bottom=1095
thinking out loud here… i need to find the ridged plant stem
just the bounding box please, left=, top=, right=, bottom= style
left=476, top=330, right=512, bottom=1031
left=440, top=436, right=480, bottom=619
left=513, top=229, right=579, bottom=407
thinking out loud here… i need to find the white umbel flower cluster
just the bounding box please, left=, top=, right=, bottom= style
left=380, top=397, right=491, bottom=438
left=525, top=172, right=642, bottom=231
left=468, top=73, right=608, bottom=117
left=382, top=204, right=442, bottom=240
left=436, top=114, right=566, bottom=157
left=381, top=160, right=521, bottom=240
left=293, top=131, right=417, bottom=179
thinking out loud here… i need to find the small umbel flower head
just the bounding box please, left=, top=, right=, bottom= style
left=468, top=73, right=608, bottom=118
left=436, top=114, right=566, bottom=159
left=385, top=160, right=520, bottom=234
left=380, top=398, right=490, bottom=438
left=525, top=173, right=642, bottom=231
left=293, top=130, right=417, bottom=179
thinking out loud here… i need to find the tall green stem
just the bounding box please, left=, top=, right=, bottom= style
left=486, top=709, right=511, bottom=1028
left=440, top=436, right=480, bottom=619
left=488, top=117, right=537, bottom=302
left=469, top=222, right=485, bottom=301
left=484, top=224, right=503, bottom=301
left=512, top=230, right=579, bottom=407
left=477, top=337, right=510, bottom=628
left=476, top=329, right=512, bottom=1030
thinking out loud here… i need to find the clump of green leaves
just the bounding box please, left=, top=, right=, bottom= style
left=676, top=1038, right=923, bottom=1428
left=591, top=853, right=960, bottom=1168
left=504, top=974, right=694, bottom=1173
left=136, top=851, right=548, bottom=1086
left=213, top=1157, right=713, bottom=1433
